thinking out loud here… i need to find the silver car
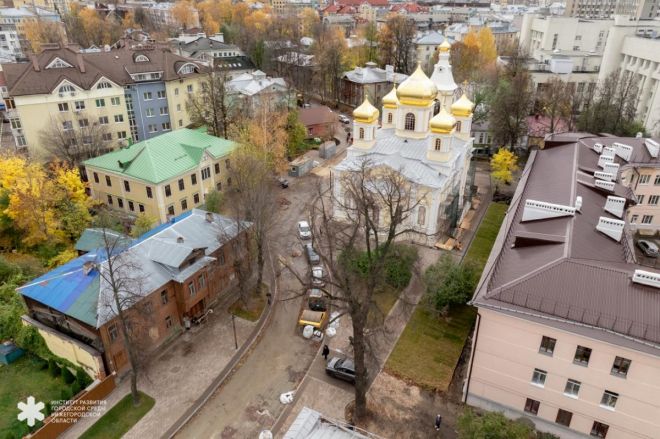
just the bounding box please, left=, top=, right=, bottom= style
left=297, top=221, right=312, bottom=240
left=637, top=239, right=659, bottom=257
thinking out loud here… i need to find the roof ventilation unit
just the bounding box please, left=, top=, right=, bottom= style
left=604, top=195, right=626, bottom=218
left=596, top=217, right=625, bottom=241
left=613, top=142, right=632, bottom=162
left=632, top=269, right=660, bottom=289
left=603, top=162, right=620, bottom=177
left=594, top=171, right=614, bottom=181
left=646, top=139, right=659, bottom=158
left=575, top=195, right=583, bottom=212
left=593, top=142, right=604, bottom=153
left=598, top=154, right=614, bottom=168
left=522, top=199, right=576, bottom=222
left=601, top=146, right=616, bottom=158
left=594, top=179, right=615, bottom=191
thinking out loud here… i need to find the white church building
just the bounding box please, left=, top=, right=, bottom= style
left=332, top=39, right=476, bottom=245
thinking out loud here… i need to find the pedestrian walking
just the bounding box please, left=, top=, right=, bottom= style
left=434, top=414, right=442, bottom=431
left=322, top=344, right=330, bottom=360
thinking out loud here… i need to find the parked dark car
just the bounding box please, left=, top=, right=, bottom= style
left=304, top=243, right=320, bottom=264
left=637, top=239, right=659, bottom=257
left=307, top=288, right=327, bottom=311
left=325, top=357, right=356, bottom=384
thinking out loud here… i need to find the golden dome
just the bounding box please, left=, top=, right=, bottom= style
left=438, top=38, right=451, bottom=53
left=382, top=85, right=399, bottom=109
left=353, top=97, right=379, bottom=123
left=396, top=65, right=438, bottom=107
left=451, top=93, right=474, bottom=117
left=430, top=107, right=456, bottom=134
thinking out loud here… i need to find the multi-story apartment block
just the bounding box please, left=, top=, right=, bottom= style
left=1, top=42, right=207, bottom=159
left=12, top=0, right=74, bottom=14
left=465, top=132, right=660, bottom=439
left=415, top=31, right=446, bottom=73
left=117, top=2, right=200, bottom=29
left=18, top=209, right=249, bottom=378
left=84, top=129, right=237, bottom=224
left=565, top=0, right=660, bottom=19
left=0, top=23, right=23, bottom=60
left=0, top=6, right=64, bottom=54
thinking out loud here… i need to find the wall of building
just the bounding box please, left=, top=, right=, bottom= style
left=165, top=75, right=201, bottom=130
left=125, top=81, right=171, bottom=141
left=467, top=308, right=660, bottom=439
left=621, top=165, right=660, bottom=231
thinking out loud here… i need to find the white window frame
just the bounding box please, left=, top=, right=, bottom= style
left=564, top=379, right=580, bottom=398
left=531, top=368, right=547, bottom=387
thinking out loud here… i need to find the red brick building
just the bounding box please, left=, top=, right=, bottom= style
left=299, top=106, right=338, bottom=140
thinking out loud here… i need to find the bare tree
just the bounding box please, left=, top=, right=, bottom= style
left=97, top=215, right=149, bottom=406
left=39, top=112, right=113, bottom=167
left=489, top=66, right=534, bottom=148
left=186, top=72, right=238, bottom=138
left=538, top=77, right=572, bottom=133
left=378, top=15, right=416, bottom=74
left=283, top=159, right=424, bottom=422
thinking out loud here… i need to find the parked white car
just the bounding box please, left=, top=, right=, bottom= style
left=297, top=220, right=312, bottom=239
left=338, top=115, right=350, bottom=124
left=311, top=265, right=326, bottom=287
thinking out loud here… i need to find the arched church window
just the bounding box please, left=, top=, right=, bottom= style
left=435, top=138, right=442, bottom=151
left=456, top=121, right=462, bottom=132
left=359, top=127, right=365, bottom=139
left=387, top=113, right=392, bottom=124
left=404, top=113, right=415, bottom=131
left=433, top=100, right=440, bottom=115
left=418, top=205, right=426, bottom=226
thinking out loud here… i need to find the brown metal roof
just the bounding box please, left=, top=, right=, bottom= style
left=473, top=135, right=660, bottom=354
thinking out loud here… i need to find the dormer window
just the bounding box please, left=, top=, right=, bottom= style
left=97, top=81, right=112, bottom=89
left=46, top=57, right=72, bottom=69
left=135, top=54, right=149, bottom=62
left=178, top=63, right=197, bottom=74
left=58, top=84, right=76, bottom=96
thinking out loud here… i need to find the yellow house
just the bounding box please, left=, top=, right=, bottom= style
left=84, top=129, right=237, bottom=223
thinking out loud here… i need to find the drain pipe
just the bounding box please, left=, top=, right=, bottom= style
left=462, top=310, right=481, bottom=403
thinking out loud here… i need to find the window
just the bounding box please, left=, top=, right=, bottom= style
left=78, top=118, right=89, bottom=128
left=631, top=214, right=639, bottom=223
left=187, top=84, right=193, bottom=93
left=574, top=345, right=592, bottom=366
left=117, top=198, right=124, bottom=208
left=165, top=315, right=173, bottom=328
left=456, top=121, right=461, bottom=132
left=146, top=108, right=155, bottom=117
left=193, top=193, right=200, bottom=204
left=143, top=91, right=153, bottom=100
left=181, top=198, right=188, bottom=210
left=434, top=138, right=442, bottom=151
left=148, top=124, right=158, bottom=133
left=179, top=119, right=183, bottom=127
left=524, top=398, right=540, bottom=415
left=179, top=63, right=196, bottom=74
left=95, top=98, right=105, bottom=107
left=191, top=173, right=197, bottom=185
left=106, top=176, right=112, bottom=186
left=198, top=273, right=206, bottom=288
left=160, top=106, right=168, bottom=115
left=108, top=323, right=118, bottom=341
left=139, top=204, right=144, bottom=212
left=146, top=186, right=153, bottom=198
left=531, top=368, right=547, bottom=387
left=62, top=120, right=73, bottom=131
left=359, top=127, right=364, bottom=139
left=564, top=379, right=581, bottom=397
left=600, top=391, right=618, bottom=409
left=157, top=90, right=166, bottom=99
left=215, top=163, right=220, bottom=174
left=539, top=336, right=556, bottom=355
left=58, top=102, right=69, bottom=112
left=642, top=215, right=654, bottom=224
left=387, top=113, right=392, bottom=124
left=555, top=409, right=572, bottom=427
left=167, top=205, right=175, bottom=216
left=111, top=97, right=120, bottom=106
left=404, top=112, right=415, bottom=130
left=227, top=177, right=232, bottom=187
left=93, top=172, right=99, bottom=183
left=188, top=281, right=196, bottom=297
left=178, top=179, right=185, bottom=191
left=177, top=103, right=182, bottom=112
left=128, top=201, right=135, bottom=211
left=217, top=182, right=222, bottom=191
left=638, top=195, right=645, bottom=204
left=99, top=116, right=109, bottom=125
left=649, top=195, right=659, bottom=205
left=611, top=356, right=631, bottom=377
left=135, top=54, right=149, bottom=62
left=174, top=88, right=179, bottom=96
left=225, top=159, right=231, bottom=169
left=59, top=84, right=75, bottom=94
left=201, top=167, right=211, bottom=180
left=591, top=421, right=609, bottom=438
left=16, top=135, right=26, bottom=147
left=102, top=133, right=112, bottom=141
left=639, top=174, right=651, bottom=184
left=124, top=180, right=131, bottom=192
left=165, top=185, right=171, bottom=197
left=655, top=174, right=660, bottom=185
left=97, top=81, right=112, bottom=89
left=107, top=194, right=113, bottom=205
left=162, top=122, right=171, bottom=131
left=10, top=119, right=21, bottom=129
left=417, top=206, right=426, bottom=225
left=118, top=131, right=127, bottom=139
left=114, top=114, right=124, bottom=123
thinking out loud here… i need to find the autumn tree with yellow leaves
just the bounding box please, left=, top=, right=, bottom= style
left=23, top=20, right=65, bottom=53
left=490, top=148, right=519, bottom=188
left=0, top=156, right=92, bottom=247
left=172, top=0, right=198, bottom=30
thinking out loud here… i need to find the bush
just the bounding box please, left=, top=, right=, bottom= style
left=61, top=367, right=75, bottom=384
left=204, top=190, right=223, bottom=214
left=48, top=358, right=61, bottom=377
left=60, top=387, right=72, bottom=402
left=71, top=380, right=82, bottom=397
left=425, top=254, right=478, bottom=312
left=384, top=245, right=418, bottom=289
left=457, top=408, right=532, bottom=439
left=76, top=368, right=92, bottom=388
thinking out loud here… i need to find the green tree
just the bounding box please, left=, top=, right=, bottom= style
left=491, top=148, right=519, bottom=187
left=457, top=408, right=532, bottom=439
left=286, top=109, right=307, bottom=157
left=204, top=190, right=223, bottom=213
left=131, top=213, right=157, bottom=238
left=425, top=255, right=478, bottom=313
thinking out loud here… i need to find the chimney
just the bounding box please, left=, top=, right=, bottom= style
left=596, top=217, right=625, bottom=241
left=31, top=55, right=40, bottom=72
left=177, top=236, right=184, bottom=244
left=83, top=261, right=95, bottom=275
left=604, top=195, right=626, bottom=218
left=632, top=269, right=660, bottom=289
left=205, top=212, right=213, bottom=223
left=76, top=53, right=85, bottom=73
left=385, top=64, right=394, bottom=82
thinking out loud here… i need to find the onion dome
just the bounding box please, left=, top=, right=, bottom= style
left=451, top=93, right=474, bottom=117
left=382, top=85, right=399, bottom=109
left=430, top=107, right=456, bottom=134
left=353, top=97, right=379, bottom=123
left=438, top=38, right=451, bottom=53
left=396, top=65, right=438, bottom=107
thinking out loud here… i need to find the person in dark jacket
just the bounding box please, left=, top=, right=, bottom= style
left=322, top=344, right=330, bottom=360
left=435, top=414, right=442, bottom=431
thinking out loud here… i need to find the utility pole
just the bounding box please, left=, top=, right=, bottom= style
left=231, top=313, right=238, bottom=349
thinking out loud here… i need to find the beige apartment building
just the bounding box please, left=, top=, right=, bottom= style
left=84, top=129, right=237, bottom=224
left=466, top=133, right=660, bottom=439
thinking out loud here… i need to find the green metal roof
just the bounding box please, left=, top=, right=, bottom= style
left=83, top=129, right=237, bottom=184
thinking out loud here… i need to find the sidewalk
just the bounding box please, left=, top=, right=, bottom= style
left=61, top=307, right=255, bottom=439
